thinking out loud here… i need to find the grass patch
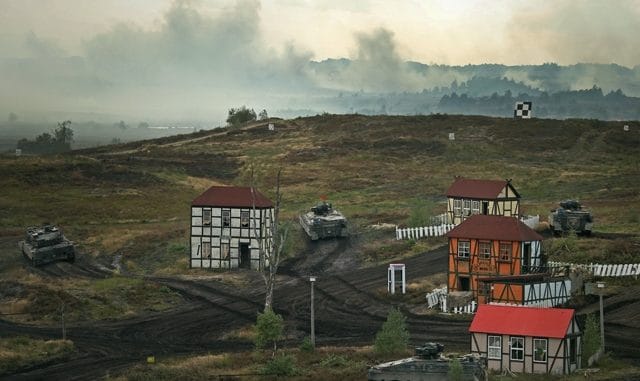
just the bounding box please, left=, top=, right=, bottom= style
left=0, top=336, right=75, bottom=375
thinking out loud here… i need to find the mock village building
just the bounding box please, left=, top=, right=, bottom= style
left=190, top=186, right=274, bottom=270
left=447, top=215, right=571, bottom=307
left=469, top=304, right=581, bottom=375
left=446, top=178, right=521, bottom=225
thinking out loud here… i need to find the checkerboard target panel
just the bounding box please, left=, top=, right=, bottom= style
left=514, top=101, right=532, bottom=119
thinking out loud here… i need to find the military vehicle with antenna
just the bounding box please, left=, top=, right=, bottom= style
left=548, top=200, right=593, bottom=236
left=19, top=224, right=75, bottom=266
left=299, top=200, right=348, bottom=240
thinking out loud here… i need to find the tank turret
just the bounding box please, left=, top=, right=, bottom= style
left=549, top=200, right=593, bottom=236
left=299, top=201, right=348, bottom=240
left=19, top=224, right=75, bottom=266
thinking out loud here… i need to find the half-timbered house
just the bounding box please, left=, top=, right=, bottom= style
left=470, top=304, right=581, bottom=375
left=447, top=215, right=571, bottom=307
left=190, top=186, right=273, bottom=270
left=447, top=215, right=544, bottom=302
left=446, top=178, right=521, bottom=225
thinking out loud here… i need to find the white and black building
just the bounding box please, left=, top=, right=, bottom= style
left=190, top=186, right=274, bottom=270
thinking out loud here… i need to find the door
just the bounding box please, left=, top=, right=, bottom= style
left=239, top=243, right=251, bottom=269
left=482, top=201, right=489, bottom=215
left=522, top=243, right=531, bottom=273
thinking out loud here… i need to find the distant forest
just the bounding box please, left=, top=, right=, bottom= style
left=277, top=62, right=640, bottom=120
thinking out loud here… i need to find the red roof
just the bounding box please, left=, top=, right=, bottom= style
left=446, top=215, right=543, bottom=242
left=191, top=186, right=273, bottom=208
left=446, top=178, right=519, bottom=199
left=469, top=304, right=575, bottom=339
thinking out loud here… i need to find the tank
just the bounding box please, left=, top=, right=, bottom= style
left=548, top=200, right=593, bottom=236
left=299, top=201, right=348, bottom=240
left=19, top=225, right=75, bottom=266
left=368, top=343, right=487, bottom=381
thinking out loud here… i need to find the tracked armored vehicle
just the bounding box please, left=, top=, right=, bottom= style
left=368, top=342, right=487, bottom=381
left=299, top=201, right=348, bottom=240
left=549, top=200, right=593, bottom=236
left=19, top=225, right=75, bottom=266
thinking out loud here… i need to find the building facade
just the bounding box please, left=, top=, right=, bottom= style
left=190, top=186, right=273, bottom=270
left=446, top=215, right=545, bottom=304
left=446, top=178, right=521, bottom=225
left=470, top=304, right=581, bottom=375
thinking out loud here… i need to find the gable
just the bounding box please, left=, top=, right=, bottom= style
left=446, top=215, right=543, bottom=241
left=446, top=178, right=520, bottom=199
left=469, top=304, right=574, bottom=339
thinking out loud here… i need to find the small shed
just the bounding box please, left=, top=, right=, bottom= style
left=469, top=304, right=581, bottom=375
left=190, top=186, right=274, bottom=270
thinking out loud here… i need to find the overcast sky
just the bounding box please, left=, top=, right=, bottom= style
left=2, top=0, right=639, bottom=66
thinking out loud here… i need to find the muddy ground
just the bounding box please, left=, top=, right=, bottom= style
left=1, top=236, right=639, bottom=380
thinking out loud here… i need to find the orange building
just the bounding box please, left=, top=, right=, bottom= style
left=446, top=215, right=544, bottom=304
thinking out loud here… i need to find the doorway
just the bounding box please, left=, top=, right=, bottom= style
left=239, top=243, right=251, bottom=269
left=482, top=201, right=489, bottom=215
left=523, top=243, right=531, bottom=273
left=459, top=276, right=470, bottom=291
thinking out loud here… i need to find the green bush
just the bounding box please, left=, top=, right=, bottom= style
left=254, top=308, right=284, bottom=356
left=260, top=354, right=297, bottom=376
left=320, top=354, right=349, bottom=368
left=374, top=308, right=410, bottom=355
left=583, top=313, right=601, bottom=364
left=448, top=357, right=463, bottom=381
left=299, top=336, right=314, bottom=353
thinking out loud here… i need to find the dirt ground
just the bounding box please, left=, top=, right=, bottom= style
left=1, top=234, right=639, bottom=380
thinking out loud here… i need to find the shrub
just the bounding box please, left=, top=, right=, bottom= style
left=583, top=313, right=601, bottom=364
left=448, top=357, right=463, bottom=381
left=260, top=354, right=297, bottom=376
left=254, top=308, right=284, bottom=356
left=299, top=336, right=314, bottom=353
left=374, top=308, right=410, bottom=355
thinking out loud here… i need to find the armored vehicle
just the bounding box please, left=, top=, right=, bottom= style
left=19, top=225, right=75, bottom=266
left=299, top=201, right=348, bottom=240
left=368, top=342, right=487, bottom=381
left=548, top=200, right=593, bottom=236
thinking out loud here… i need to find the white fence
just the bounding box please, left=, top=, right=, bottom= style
left=548, top=261, right=640, bottom=277
left=520, top=214, right=539, bottom=229
left=396, top=224, right=455, bottom=240
left=425, top=286, right=448, bottom=308
left=451, top=300, right=477, bottom=314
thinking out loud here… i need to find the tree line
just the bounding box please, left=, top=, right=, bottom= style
left=17, top=120, right=74, bottom=154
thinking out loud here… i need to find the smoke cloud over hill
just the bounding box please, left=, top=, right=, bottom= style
left=1, top=0, right=639, bottom=124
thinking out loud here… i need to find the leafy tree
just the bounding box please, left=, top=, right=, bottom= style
left=448, top=357, right=463, bottom=381
left=17, top=120, right=73, bottom=154
left=407, top=198, right=435, bottom=227
left=138, top=122, right=149, bottom=129
left=54, top=120, right=73, bottom=148
left=227, top=106, right=257, bottom=127
left=583, top=313, right=601, bottom=364
left=254, top=308, right=284, bottom=357
left=374, top=308, right=410, bottom=355
left=258, top=109, right=269, bottom=120
left=114, top=120, right=127, bottom=130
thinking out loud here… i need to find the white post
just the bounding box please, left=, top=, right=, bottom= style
left=310, top=276, right=316, bottom=348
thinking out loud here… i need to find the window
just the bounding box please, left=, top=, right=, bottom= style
left=471, top=200, right=480, bottom=215
left=202, top=209, right=211, bottom=226
left=569, top=337, right=577, bottom=364
left=458, top=240, right=470, bottom=259
left=463, top=199, right=471, bottom=216
left=499, top=242, right=512, bottom=261
left=241, top=211, right=250, bottom=228
left=202, top=242, right=211, bottom=258
left=454, top=199, right=462, bottom=216
left=221, top=242, right=230, bottom=259
left=488, top=336, right=501, bottom=359
left=222, top=210, right=231, bottom=227
left=479, top=241, right=491, bottom=260
left=534, top=338, right=547, bottom=362
left=478, top=282, right=492, bottom=296
left=510, top=337, right=524, bottom=361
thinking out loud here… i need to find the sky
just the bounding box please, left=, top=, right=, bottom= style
left=3, top=0, right=639, bottom=66
left=1, top=0, right=639, bottom=122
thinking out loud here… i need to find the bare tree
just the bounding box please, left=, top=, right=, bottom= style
left=250, top=166, right=288, bottom=311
